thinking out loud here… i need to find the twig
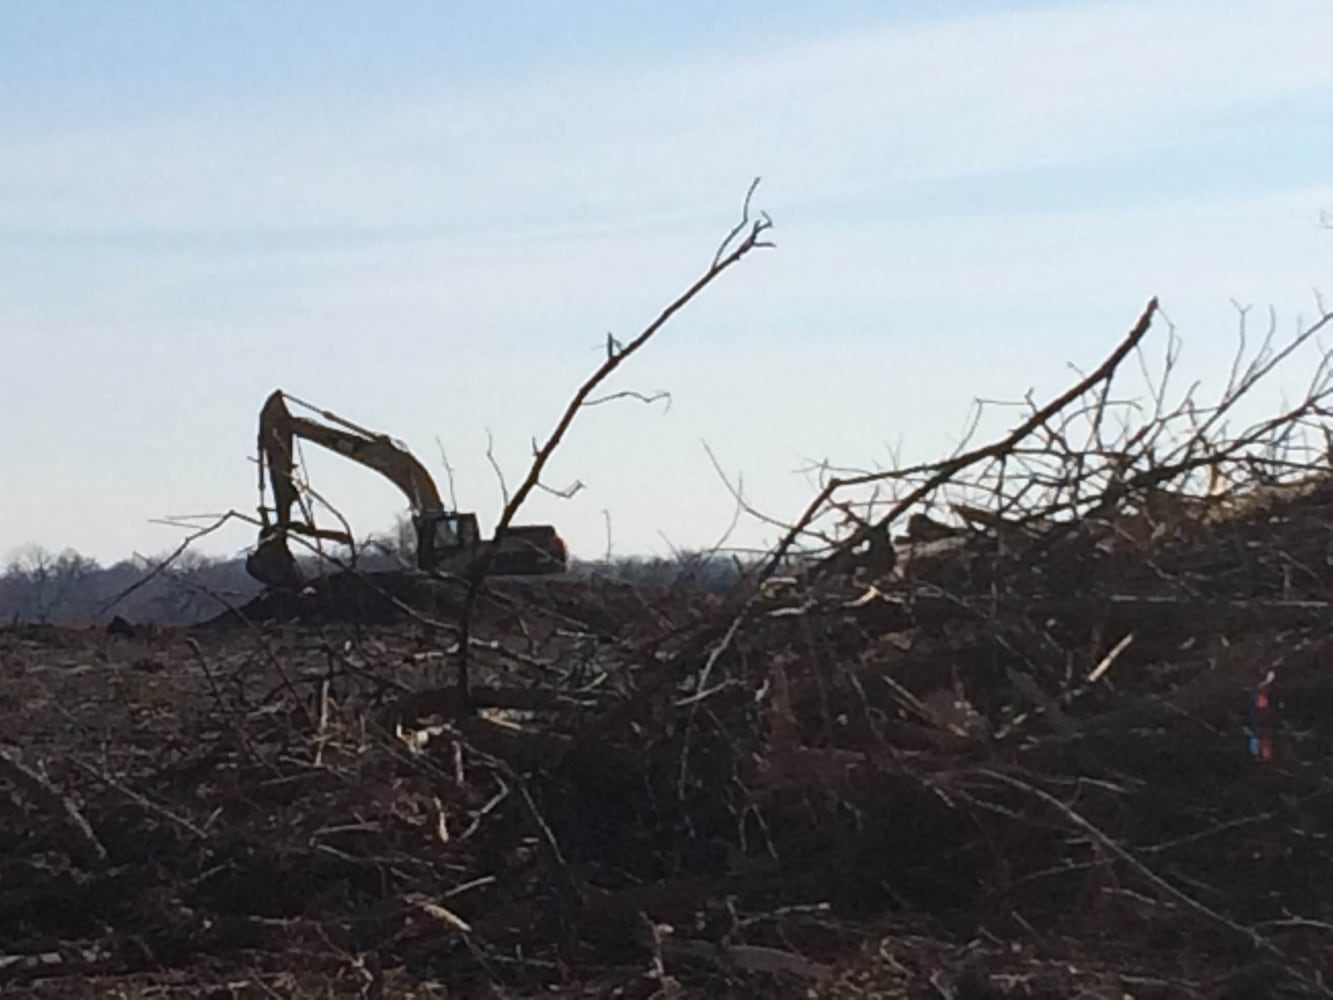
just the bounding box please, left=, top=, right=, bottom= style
left=484, top=429, right=512, bottom=509
left=584, top=389, right=672, bottom=410
left=979, top=767, right=1276, bottom=953
left=69, top=758, right=209, bottom=841
left=1087, top=632, right=1134, bottom=683
left=0, top=747, right=107, bottom=869
left=97, top=511, right=247, bottom=618
left=703, top=440, right=794, bottom=535
left=534, top=478, right=586, bottom=499
left=434, top=436, right=460, bottom=510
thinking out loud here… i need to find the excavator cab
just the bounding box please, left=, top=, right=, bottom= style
left=414, top=511, right=569, bottom=576
left=415, top=510, right=481, bottom=572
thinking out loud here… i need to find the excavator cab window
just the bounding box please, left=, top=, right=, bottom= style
left=415, top=511, right=482, bottom=571
left=431, top=515, right=461, bottom=549
left=429, top=512, right=480, bottom=548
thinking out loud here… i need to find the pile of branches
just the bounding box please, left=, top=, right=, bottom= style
left=474, top=295, right=1333, bottom=996
left=6, top=191, right=1333, bottom=996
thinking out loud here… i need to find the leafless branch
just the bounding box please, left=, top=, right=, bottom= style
left=434, top=436, right=460, bottom=510
left=535, top=479, right=586, bottom=500
left=979, top=768, right=1273, bottom=952
left=484, top=429, right=512, bottom=510
left=761, top=297, right=1161, bottom=580
left=452, top=180, right=776, bottom=711
left=99, top=510, right=249, bottom=618
left=583, top=389, right=672, bottom=411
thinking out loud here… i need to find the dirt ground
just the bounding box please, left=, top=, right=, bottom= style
left=3, top=548, right=1333, bottom=998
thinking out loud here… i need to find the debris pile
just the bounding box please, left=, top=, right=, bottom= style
left=4, top=300, right=1333, bottom=996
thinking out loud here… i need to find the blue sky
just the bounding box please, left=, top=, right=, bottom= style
left=5, top=0, right=1333, bottom=565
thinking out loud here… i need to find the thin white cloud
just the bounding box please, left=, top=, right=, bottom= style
left=5, top=0, right=1331, bottom=234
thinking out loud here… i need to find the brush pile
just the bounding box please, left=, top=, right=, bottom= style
left=4, top=299, right=1333, bottom=997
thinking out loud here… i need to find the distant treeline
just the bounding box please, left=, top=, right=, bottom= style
left=0, top=542, right=748, bottom=626
left=0, top=546, right=262, bottom=627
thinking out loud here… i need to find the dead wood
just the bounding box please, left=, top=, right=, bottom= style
left=9, top=296, right=1333, bottom=996
left=453, top=181, right=775, bottom=713
left=0, top=746, right=107, bottom=870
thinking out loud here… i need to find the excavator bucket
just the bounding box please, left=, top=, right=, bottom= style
left=245, top=535, right=303, bottom=590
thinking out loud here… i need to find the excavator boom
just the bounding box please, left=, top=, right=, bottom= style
left=256, top=389, right=443, bottom=521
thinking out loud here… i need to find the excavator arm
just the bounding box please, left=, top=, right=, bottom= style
left=247, top=390, right=447, bottom=587
left=257, top=389, right=443, bottom=521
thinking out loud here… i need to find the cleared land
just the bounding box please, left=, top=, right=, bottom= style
left=7, top=290, right=1333, bottom=995
left=3, top=485, right=1333, bottom=998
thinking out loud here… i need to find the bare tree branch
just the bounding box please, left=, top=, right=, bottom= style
left=453, top=180, right=776, bottom=712
left=583, top=389, right=672, bottom=411
left=484, top=429, right=512, bottom=510
left=434, top=436, right=460, bottom=510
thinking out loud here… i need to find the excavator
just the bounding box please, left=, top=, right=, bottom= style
left=244, top=389, right=569, bottom=589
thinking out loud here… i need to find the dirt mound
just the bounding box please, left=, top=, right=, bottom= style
left=202, top=568, right=470, bottom=626
left=203, top=569, right=723, bottom=638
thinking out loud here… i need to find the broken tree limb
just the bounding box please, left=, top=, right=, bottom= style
left=761, top=297, right=1161, bottom=582
left=454, top=181, right=776, bottom=713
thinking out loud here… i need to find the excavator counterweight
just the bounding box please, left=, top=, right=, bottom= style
left=245, top=390, right=568, bottom=588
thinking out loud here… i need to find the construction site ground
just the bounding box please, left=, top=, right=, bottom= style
left=3, top=509, right=1333, bottom=1000
left=8, top=291, right=1333, bottom=997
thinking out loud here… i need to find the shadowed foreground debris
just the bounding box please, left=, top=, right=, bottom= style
left=6, top=301, right=1333, bottom=997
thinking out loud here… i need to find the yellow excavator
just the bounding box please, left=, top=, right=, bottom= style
left=245, top=389, right=569, bottom=589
